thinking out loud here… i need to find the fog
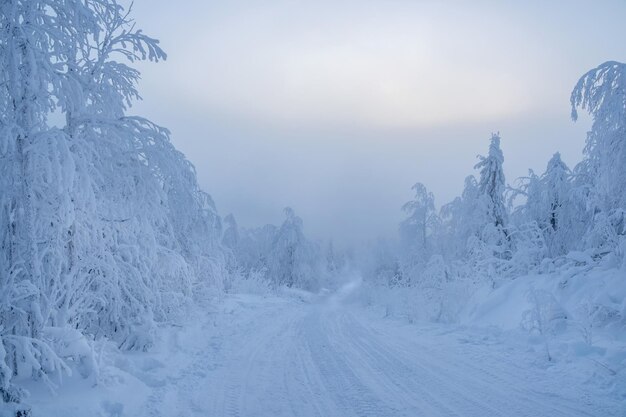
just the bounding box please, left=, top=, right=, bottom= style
left=130, top=0, right=625, bottom=245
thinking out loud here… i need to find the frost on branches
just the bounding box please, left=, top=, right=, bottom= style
left=225, top=208, right=327, bottom=293
left=364, top=63, right=626, bottom=323
left=571, top=61, right=626, bottom=255
left=0, top=0, right=223, bottom=402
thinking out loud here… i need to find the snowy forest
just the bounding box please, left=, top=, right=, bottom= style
left=1, top=1, right=625, bottom=416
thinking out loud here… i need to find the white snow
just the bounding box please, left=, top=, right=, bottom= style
left=16, top=287, right=624, bottom=417
left=2, top=3, right=626, bottom=416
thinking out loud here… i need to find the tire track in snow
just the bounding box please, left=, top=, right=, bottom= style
left=348, top=311, right=603, bottom=417
left=302, top=312, right=399, bottom=416
left=351, top=312, right=600, bottom=417
left=144, top=295, right=619, bottom=417
left=336, top=311, right=531, bottom=416
left=283, top=325, right=331, bottom=417
left=224, top=307, right=303, bottom=416
left=327, top=309, right=506, bottom=416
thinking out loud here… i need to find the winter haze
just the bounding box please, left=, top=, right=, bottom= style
left=3, top=1, right=626, bottom=416
left=132, top=0, right=625, bottom=244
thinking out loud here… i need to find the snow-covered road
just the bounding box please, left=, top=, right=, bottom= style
left=142, top=293, right=617, bottom=417
left=26, top=291, right=621, bottom=416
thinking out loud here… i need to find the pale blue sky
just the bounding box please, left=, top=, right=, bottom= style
left=131, top=0, right=626, bottom=245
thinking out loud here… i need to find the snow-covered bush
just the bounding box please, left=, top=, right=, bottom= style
left=505, top=222, right=547, bottom=277
left=227, top=270, right=272, bottom=295
left=42, top=327, right=98, bottom=384
left=521, top=289, right=568, bottom=361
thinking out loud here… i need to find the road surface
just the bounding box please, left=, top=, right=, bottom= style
left=143, top=293, right=617, bottom=417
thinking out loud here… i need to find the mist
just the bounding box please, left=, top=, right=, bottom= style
left=4, top=2, right=626, bottom=415
left=130, top=0, right=624, bottom=245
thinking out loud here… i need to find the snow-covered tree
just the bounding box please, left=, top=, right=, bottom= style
left=475, top=133, right=508, bottom=232
left=221, top=213, right=240, bottom=277
left=571, top=61, right=626, bottom=211
left=236, top=224, right=278, bottom=275
left=473, top=133, right=511, bottom=264
left=0, top=0, right=107, bottom=398
left=360, top=238, right=404, bottom=288
left=426, top=135, right=511, bottom=284
left=222, top=214, right=240, bottom=251
left=232, top=208, right=324, bottom=291
left=324, top=241, right=341, bottom=274
left=514, top=153, right=583, bottom=257
left=540, top=153, right=570, bottom=233
left=439, top=140, right=510, bottom=266
left=399, top=183, right=437, bottom=265
left=267, top=208, right=320, bottom=290
left=0, top=0, right=223, bottom=401
left=439, top=175, right=482, bottom=260
left=571, top=61, right=626, bottom=252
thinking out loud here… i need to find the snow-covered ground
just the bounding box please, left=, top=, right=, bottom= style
left=16, top=288, right=624, bottom=417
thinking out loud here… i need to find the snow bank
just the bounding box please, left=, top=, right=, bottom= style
left=463, top=267, right=626, bottom=334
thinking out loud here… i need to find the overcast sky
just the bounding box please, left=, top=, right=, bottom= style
left=130, top=0, right=626, bottom=246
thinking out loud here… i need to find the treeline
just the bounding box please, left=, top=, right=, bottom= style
left=364, top=61, right=626, bottom=321
left=222, top=208, right=346, bottom=292
left=2, top=0, right=624, bottom=409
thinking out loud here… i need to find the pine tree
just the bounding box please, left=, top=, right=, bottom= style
left=469, top=133, right=511, bottom=280
left=475, top=133, right=508, bottom=233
